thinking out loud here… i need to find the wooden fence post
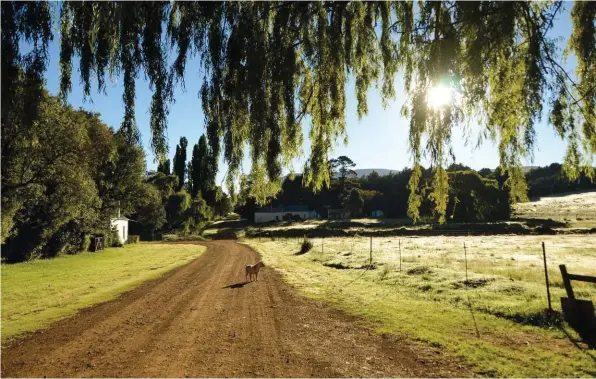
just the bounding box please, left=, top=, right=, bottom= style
left=399, top=239, right=402, bottom=272
left=370, top=236, right=373, bottom=266
left=542, top=242, right=552, bottom=311
left=464, top=242, right=468, bottom=282
left=559, top=264, right=575, bottom=300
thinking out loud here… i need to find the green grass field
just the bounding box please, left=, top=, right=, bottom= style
left=1, top=243, right=205, bottom=343
left=246, top=234, right=596, bottom=377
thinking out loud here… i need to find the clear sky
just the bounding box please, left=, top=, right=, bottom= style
left=35, top=4, right=577, bottom=187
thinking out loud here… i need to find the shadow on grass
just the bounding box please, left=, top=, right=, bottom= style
left=323, top=262, right=351, bottom=270
left=203, top=219, right=253, bottom=240
left=243, top=218, right=588, bottom=239
left=513, top=217, right=569, bottom=228
left=487, top=309, right=564, bottom=328
left=466, top=294, right=481, bottom=338
left=558, top=325, right=596, bottom=362
left=222, top=281, right=250, bottom=289
left=209, top=228, right=241, bottom=240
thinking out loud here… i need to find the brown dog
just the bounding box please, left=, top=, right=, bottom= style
left=245, top=262, right=265, bottom=282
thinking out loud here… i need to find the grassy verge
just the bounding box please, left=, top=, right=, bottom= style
left=1, top=243, right=205, bottom=343
left=246, top=236, right=596, bottom=377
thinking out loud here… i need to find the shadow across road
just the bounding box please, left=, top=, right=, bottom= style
left=222, top=281, right=250, bottom=289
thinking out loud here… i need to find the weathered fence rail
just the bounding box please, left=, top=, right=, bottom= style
left=558, top=264, right=596, bottom=336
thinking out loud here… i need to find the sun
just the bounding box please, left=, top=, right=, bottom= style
left=427, top=84, right=453, bottom=109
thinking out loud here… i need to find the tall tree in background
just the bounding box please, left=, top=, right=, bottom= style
left=330, top=156, right=357, bottom=193
left=190, top=135, right=215, bottom=200
left=173, top=137, right=188, bottom=191
left=3, top=1, right=595, bottom=223
left=186, top=161, right=193, bottom=194
left=145, top=171, right=178, bottom=204
left=344, top=188, right=364, bottom=217
left=157, top=159, right=171, bottom=175
left=134, top=183, right=166, bottom=238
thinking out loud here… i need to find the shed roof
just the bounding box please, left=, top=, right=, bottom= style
left=110, top=216, right=130, bottom=221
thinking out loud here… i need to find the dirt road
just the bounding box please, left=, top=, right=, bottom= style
left=2, top=241, right=471, bottom=377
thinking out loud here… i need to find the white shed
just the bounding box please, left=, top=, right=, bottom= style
left=110, top=212, right=129, bottom=245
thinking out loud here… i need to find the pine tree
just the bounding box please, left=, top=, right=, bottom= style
left=190, top=135, right=215, bottom=201
left=172, top=137, right=188, bottom=191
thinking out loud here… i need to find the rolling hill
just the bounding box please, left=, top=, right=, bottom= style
left=354, top=168, right=397, bottom=177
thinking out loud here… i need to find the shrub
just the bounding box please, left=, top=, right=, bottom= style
left=166, top=190, right=192, bottom=228
left=379, top=264, right=391, bottom=280
left=128, top=235, right=140, bottom=244
left=407, top=266, right=433, bottom=275
left=42, top=221, right=91, bottom=257
left=298, top=238, right=313, bottom=255
left=178, top=218, right=192, bottom=236
left=109, top=226, right=122, bottom=247
left=80, top=233, right=92, bottom=252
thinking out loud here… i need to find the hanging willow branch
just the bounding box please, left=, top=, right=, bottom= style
left=2, top=1, right=594, bottom=223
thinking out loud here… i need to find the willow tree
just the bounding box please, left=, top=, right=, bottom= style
left=2, top=1, right=594, bottom=223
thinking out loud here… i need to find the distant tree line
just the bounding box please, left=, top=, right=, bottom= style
left=523, top=163, right=596, bottom=198
left=235, top=156, right=596, bottom=223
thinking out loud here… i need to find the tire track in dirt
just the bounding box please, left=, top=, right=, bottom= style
left=1, top=240, right=473, bottom=377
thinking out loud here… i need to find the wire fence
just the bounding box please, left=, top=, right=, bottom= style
left=261, top=233, right=596, bottom=321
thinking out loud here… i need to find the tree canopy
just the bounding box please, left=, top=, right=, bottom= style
left=344, top=188, right=364, bottom=216
left=1, top=73, right=147, bottom=261
left=1, top=71, right=233, bottom=261
left=330, top=155, right=357, bottom=192
left=157, top=159, right=171, bottom=175
left=2, top=1, right=594, bottom=223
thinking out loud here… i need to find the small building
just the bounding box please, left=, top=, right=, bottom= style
left=110, top=209, right=129, bottom=244
left=371, top=210, right=384, bottom=218
left=327, top=208, right=351, bottom=220
left=254, top=205, right=317, bottom=224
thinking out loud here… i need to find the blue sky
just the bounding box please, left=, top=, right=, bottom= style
left=36, top=4, right=576, bottom=186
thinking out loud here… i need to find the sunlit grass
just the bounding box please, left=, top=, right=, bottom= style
left=246, top=234, right=596, bottom=377
left=1, top=243, right=205, bottom=343
left=514, top=191, right=596, bottom=229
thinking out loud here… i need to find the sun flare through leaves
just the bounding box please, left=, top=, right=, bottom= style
left=427, top=84, right=454, bottom=109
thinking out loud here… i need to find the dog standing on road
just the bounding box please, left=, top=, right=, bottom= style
left=245, top=262, right=265, bottom=282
